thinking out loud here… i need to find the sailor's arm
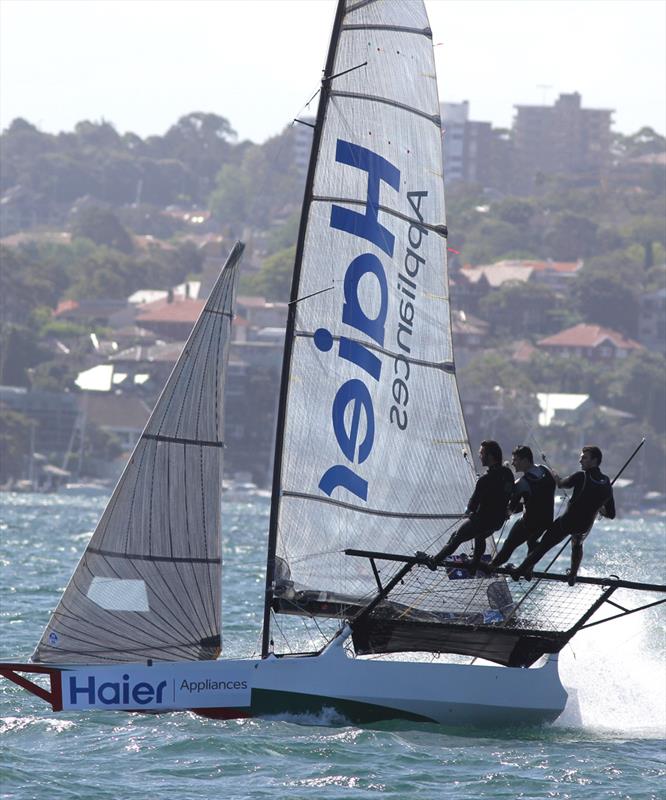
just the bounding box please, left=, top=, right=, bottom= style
left=465, top=476, right=484, bottom=515
left=554, top=472, right=578, bottom=489
left=508, top=477, right=528, bottom=515
left=599, top=491, right=616, bottom=519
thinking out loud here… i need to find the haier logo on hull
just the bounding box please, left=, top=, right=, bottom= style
left=69, top=674, right=168, bottom=706
left=314, top=139, right=400, bottom=503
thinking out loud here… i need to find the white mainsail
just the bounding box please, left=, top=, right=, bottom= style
left=267, top=0, right=476, bottom=634
left=33, top=243, right=243, bottom=664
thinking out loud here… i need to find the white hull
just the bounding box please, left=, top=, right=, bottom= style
left=53, top=632, right=567, bottom=726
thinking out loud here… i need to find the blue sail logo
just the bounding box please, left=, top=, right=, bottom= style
left=314, top=140, right=400, bottom=501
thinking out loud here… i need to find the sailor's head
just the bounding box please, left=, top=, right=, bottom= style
left=511, top=445, right=534, bottom=473
left=580, top=445, right=602, bottom=470
left=479, top=440, right=502, bottom=467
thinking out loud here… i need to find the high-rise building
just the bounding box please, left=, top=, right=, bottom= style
left=512, top=92, right=613, bottom=193
left=440, top=101, right=512, bottom=192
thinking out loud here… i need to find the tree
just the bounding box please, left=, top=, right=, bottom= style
left=0, top=404, right=33, bottom=482
left=0, top=324, right=50, bottom=386
left=70, top=207, right=134, bottom=254
left=572, top=269, right=639, bottom=337
left=479, top=281, right=571, bottom=337
left=605, top=351, right=666, bottom=434
left=543, top=212, right=598, bottom=260
left=250, top=246, right=296, bottom=301
left=614, top=127, right=666, bottom=159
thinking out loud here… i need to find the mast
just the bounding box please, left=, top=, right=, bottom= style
left=261, top=0, right=347, bottom=659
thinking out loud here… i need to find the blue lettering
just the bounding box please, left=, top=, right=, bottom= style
left=315, top=140, right=400, bottom=503
left=98, top=681, right=120, bottom=705
left=132, top=682, right=155, bottom=705
left=319, top=465, right=368, bottom=501
left=339, top=337, right=381, bottom=381
left=342, top=253, right=388, bottom=346
left=332, top=379, right=374, bottom=464
left=69, top=675, right=95, bottom=704
left=331, top=140, right=400, bottom=257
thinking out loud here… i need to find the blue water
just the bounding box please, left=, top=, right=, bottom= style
left=1, top=492, right=665, bottom=800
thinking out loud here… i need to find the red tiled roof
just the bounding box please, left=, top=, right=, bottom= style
left=135, top=297, right=205, bottom=324
left=525, top=260, right=581, bottom=273
left=537, top=323, right=643, bottom=349
left=54, top=299, right=79, bottom=316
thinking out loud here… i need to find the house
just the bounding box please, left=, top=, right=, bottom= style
left=450, top=310, right=489, bottom=367
left=536, top=324, right=643, bottom=361
left=78, top=392, right=152, bottom=451
left=537, top=393, right=591, bottom=427
left=53, top=298, right=133, bottom=327
left=134, top=296, right=205, bottom=340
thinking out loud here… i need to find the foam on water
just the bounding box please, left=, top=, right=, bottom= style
left=558, top=597, right=665, bottom=735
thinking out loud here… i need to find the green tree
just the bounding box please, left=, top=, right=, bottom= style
left=0, top=324, right=50, bottom=386
left=250, top=246, right=296, bottom=301
left=479, top=281, right=572, bottom=337
left=572, top=269, right=639, bottom=337
left=71, top=207, right=134, bottom=254
left=605, top=351, right=666, bottom=434
left=543, top=212, right=598, bottom=260
left=0, top=404, right=33, bottom=482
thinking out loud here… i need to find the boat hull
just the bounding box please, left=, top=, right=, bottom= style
left=8, top=638, right=567, bottom=726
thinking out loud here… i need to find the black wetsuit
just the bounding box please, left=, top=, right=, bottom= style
left=493, top=464, right=556, bottom=567
left=436, top=463, right=515, bottom=567
left=517, top=466, right=615, bottom=573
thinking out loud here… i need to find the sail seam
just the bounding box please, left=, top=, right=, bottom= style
left=142, top=433, right=224, bottom=448
left=87, top=547, right=221, bottom=564
left=330, top=90, right=441, bottom=126
left=341, top=24, right=432, bottom=38
left=295, top=330, right=455, bottom=373
left=281, top=491, right=464, bottom=519
left=310, top=195, right=447, bottom=236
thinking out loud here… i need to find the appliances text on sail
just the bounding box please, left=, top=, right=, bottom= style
left=390, top=190, right=429, bottom=431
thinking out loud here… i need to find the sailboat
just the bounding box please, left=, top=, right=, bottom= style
left=2, top=0, right=664, bottom=726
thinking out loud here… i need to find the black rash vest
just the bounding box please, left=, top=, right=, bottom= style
left=466, top=463, right=515, bottom=531
left=509, top=464, right=556, bottom=531
left=559, top=467, right=615, bottom=535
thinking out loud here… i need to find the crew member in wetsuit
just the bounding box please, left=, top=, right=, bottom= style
left=481, top=445, right=555, bottom=572
left=428, top=440, right=514, bottom=574
left=512, top=445, right=615, bottom=585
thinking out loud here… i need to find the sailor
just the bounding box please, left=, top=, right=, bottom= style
left=481, top=445, right=555, bottom=572
left=511, top=445, right=615, bottom=585
left=426, top=440, right=514, bottom=574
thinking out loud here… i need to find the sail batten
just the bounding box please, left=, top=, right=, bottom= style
left=32, top=243, right=243, bottom=665
left=329, top=91, right=442, bottom=125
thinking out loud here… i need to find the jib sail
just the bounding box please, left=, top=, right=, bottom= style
left=33, top=243, right=243, bottom=664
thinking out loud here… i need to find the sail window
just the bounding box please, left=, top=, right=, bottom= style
left=87, top=578, right=150, bottom=612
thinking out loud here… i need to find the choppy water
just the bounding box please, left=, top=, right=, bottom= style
left=1, top=492, right=665, bottom=800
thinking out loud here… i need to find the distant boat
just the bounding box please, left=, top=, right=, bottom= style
left=1, top=1, right=663, bottom=726
left=59, top=482, right=111, bottom=497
